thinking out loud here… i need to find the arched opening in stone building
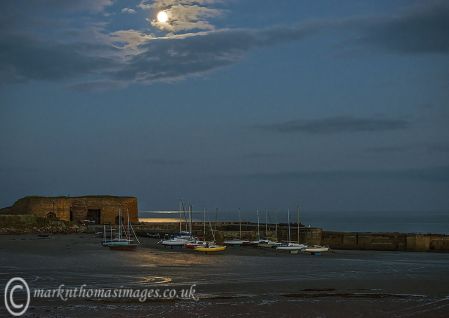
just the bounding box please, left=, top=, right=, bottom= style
left=46, top=212, right=57, bottom=220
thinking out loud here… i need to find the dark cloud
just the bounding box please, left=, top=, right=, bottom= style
left=365, top=145, right=412, bottom=153
left=365, top=142, right=449, bottom=154
left=359, top=1, right=449, bottom=55
left=0, top=34, right=116, bottom=83
left=426, top=143, right=449, bottom=153
left=246, top=166, right=449, bottom=183
left=257, top=116, right=410, bottom=134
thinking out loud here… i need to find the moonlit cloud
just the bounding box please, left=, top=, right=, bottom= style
left=121, top=8, right=137, bottom=15
left=111, top=25, right=321, bottom=84
left=1, top=0, right=448, bottom=87
left=139, top=0, right=222, bottom=33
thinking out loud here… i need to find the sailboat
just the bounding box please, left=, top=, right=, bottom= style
left=103, top=209, right=140, bottom=250
left=248, top=209, right=263, bottom=245
left=304, top=245, right=330, bottom=254
left=160, top=203, right=195, bottom=248
left=276, top=208, right=307, bottom=253
left=194, top=211, right=226, bottom=253
left=258, top=211, right=281, bottom=248
left=224, top=209, right=249, bottom=246
left=185, top=208, right=208, bottom=249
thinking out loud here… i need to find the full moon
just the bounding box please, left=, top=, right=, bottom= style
left=157, top=11, right=169, bottom=23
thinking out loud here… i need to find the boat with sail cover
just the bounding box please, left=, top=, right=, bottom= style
left=159, top=232, right=195, bottom=247
left=159, top=203, right=196, bottom=247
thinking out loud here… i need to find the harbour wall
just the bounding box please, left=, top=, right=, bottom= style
left=1, top=215, right=448, bottom=252
left=321, top=231, right=449, bottom=252
left=133, top=222, right=449, bottom=252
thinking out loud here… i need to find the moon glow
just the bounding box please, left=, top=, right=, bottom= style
left=157, top=11, right=169, bottom=23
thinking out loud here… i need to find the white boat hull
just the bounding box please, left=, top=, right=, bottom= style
left=160, top=238, right=192, bottom=246
left=276, top=243, right=307, bottom=251
left=304, top=246, right=329, bottom=253
left=223, top=240, right=249, bottom=246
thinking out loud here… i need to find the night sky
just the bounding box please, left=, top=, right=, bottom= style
left=1, top=0, right=448, bottom=213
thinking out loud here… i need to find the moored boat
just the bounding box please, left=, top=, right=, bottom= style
left=304, top=245, right=329, bottom=254
left=257, top=240, right=282, bottom=248
left=107, top=239, right=138, bottom=250
left=276, top=242, right=307, bottom=251
left=194, top=244, right=226, bottom=253
left=184, top=240, right=206, bottom=249
left=103, top=209, right=140, bottom=250
left=223, top=239, right=249, bottom=246
left=275, top=209, right=307, bottom=253
left=159, top=235, right=194, bottom=247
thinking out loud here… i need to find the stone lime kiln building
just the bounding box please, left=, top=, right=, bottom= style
left=0, top=196, right=138, bottom=225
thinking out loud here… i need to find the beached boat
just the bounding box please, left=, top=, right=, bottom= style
left=248, top=209, right=263, bottom=245
left=159, top=203, right=196, bottom=248
left=224, top=209, right=249, bottom=246
left=257, top=240, right=282, bottom=248
left=304, top=245, right=329, bottom=254
left=223, top=239, right=250, bottom=246
left=159, top=234, right=194, bottom=247
left=184, top=240, right=206, bottom=249
left=194, top=244, right=226, bottom=253
left=104, top=209, right=140, bottom=250
left=276, top=242, right=307, bottom=251
left=107, top=239, right=138, bottom=250
left=193, top=210, right=226, bottom=253
left=275, top=209, right=307, bottom=253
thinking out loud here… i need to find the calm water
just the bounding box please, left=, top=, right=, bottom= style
left=139, top=210, right=449, bottom=234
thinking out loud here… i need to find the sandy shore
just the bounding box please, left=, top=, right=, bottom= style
left=1, top=234, right=449, bottom=317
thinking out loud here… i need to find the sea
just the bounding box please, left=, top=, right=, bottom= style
left=139, top=210, right=449, bottom=234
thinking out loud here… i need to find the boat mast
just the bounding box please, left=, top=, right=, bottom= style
left=189, top=204, right=193, bottom=236
left=265, top=210, right=268, bottom=237
left=118, top=208, right=121, bottom=240
left=256, top=209, right=260, bottom=240
left=127, top=211, right=130, bottom=240
left=203, top=208, right=206, bottom=240
left=184, top=202, right=189, bottom=232
left=297, top=205, right=300, bottom=244
left=215, top=208, right=218, bottom=233
left=238, top=208, right=242, bottom=239
left=275, top=210, right=278, bottom=242
left=287, top=209, right=291, bottom=243
left=128, top=211, right=140, bottom=244
left=275, top=223, right=278, bottom=242
left=179, top=200, right=182, bottom=233
left=208, top=220, right=216, bottom=242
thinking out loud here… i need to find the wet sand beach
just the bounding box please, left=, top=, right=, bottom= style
left=1, top=234, right=449, bottom=317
